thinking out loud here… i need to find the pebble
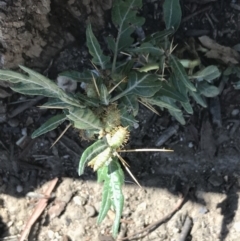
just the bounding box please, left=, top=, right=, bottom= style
left=8, top=118, right=19, bottom=127
left=47, top=230, right=55, bottom=239
left=16, top=185, right=23, bottom=193
left=85, top=205, right=96, bottom=217
left=73, top=196, right=87, bottom=206
left=188, top=142, right=194, bottom=148
left=233, top=221, right=240, bottom=232
left=231, top=109, right=239, bottom=116
left=208, top=174, right=223, bottom=187
left=21, top=127, right=27, bottom=136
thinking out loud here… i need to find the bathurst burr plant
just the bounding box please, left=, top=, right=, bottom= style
left=0, top=0, right=222, bottom=237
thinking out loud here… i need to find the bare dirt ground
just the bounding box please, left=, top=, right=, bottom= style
left=1, top=0, right=240, bottom=241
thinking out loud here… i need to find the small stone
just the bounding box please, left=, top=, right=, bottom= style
left=85, top=205, right=96, bottom=217
left=188, top=142, right=194, bottom=148
left=21, top=128, right=27, bottom=136
left=8, top=118, right=19, bottom=127
left=231, top=109, right=239, bottom=116
left=233, top=221, right=240, bottom=232
left=136, top=202, right=147, bottom=212
left=16, top=185, right=23, bottom=193
left=73, top=196, right=86, bottom=206
left=208, top=174, right=223, bottom=187
left=47, top=230, right=55, bottom=239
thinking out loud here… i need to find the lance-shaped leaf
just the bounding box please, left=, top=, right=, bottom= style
left=169, top=108, right=186, bottom=125
left=78, top=140, right=108, bottom=175
left=96, top=159, right=124, bottom=238
left=0, top=66, right=84, bottom=108
left=198, top=82, right=220, bottom=97
left=75, top=93, right=99, bottom=107
left=111, top=72, right=161, bottom=102
left=189, top=90, right=207, bottom=108
left=111, top=0, right=145, bottom=72
left=192, top=65, right=221, bottom=83
left=146, top=96, right=181, bottom=112
left=169, top=55, right=196, bottom=92
left=127, top=43, right=164, bottom=56
left=58, top=69, right=98, bottom=83
left=100, top=84, right=110, bottom=105
left=162, top=97, right=186, bottom=124
left=67, top=107, right=103, bottom=130
left=86, top=24, right=110, bottom=70
left=119, top=106, right=139, bottom=127
left=11, top=82, right=58, bottom=98
left=97, top=177, right=112, bottom=224
left=143, top=29, right=174, bottom=43
left=108, top=159, right=124, bottom=237
left=121, top=94, right=139, bottom=116
left=111, top=0, right=145, bottom=51
left=163, top=0, right=182, bottom=31
left=31, top=114, right=67, bottom=138
left=157, top=82, right=188, bottom=102
left=97, top=165, right=111, bottom=224
left=181, top=101, right=193, bottom=114
left=170, top=73, right=192, bottom=113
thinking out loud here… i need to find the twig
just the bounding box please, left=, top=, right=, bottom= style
left=119, top=186, right=189, bottom=240
left=182, top=6, right=212, bottom=23
left=178, top=216, right=192, bottom=241
left=8, top=96, right=44, bottom=118
left=18, top=178, right=58, bottom=241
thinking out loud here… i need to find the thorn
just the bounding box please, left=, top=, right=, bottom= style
left=116, top=152, right=142, bottom=188
left=50, top=123, right=72, bottom=148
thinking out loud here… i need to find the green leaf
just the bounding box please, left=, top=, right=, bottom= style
left=158, top=82, right=188, bottom=102
left=58, top=69, right=98, bottom=83
left=162, top=97, right=186, bottom=124
left=223, top=66, right=237, bottom=76
left=198, top=82, right=220, bottom=97
left=111, top=72, right=161, bottom=101
left=96, top=159, right=124, bottom=238
left=100, top=84, right=110, bottom=105
left=189, top=90, right=207, bottom=108
left=146, top=96, right=181, bottom=112
left=121, top=94, right=139, bottom=116
left=105, top=36, right=116, bottom=53
left=127, top=43, right=164, bottom=56
left=86, top=24, right=110, bottom=70
left=143, top=29, right=174, bottom=43
left=111, top=0, right=145, bottom=72
left=97, top=177, right=112, bottom=223
left=119, top=106, right=139, bottom=127
left=78, top=140, right=108, bottom=175
left=31, top=114, right=67, bottom=138
left=67, top=107, right=103, bottom=130
left=108, top=159, right=124, bottom=237
left=115, top=60, right=135, bottom=76
left=169, top=55, right=196, bottom=91
left=181, top=101, right=193, bottom=114
left=0, top=70, right=30, bottom=83
left=138, top=63, right=159, bottom=73
left=192, top=66, right=221, bottom=82
left=0, top=66, right=84, bottom=108
left=75, top=93, right=100, bottom=107
left=97, top=165, right=109, bottom=183
left=169, top=109, right=186, bottom=125
left=11, top=82, right=58, bottom=98
left=163, top=0, right=182, bottom=31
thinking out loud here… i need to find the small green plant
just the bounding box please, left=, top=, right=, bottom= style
left=0, top=0, right=222, bottom=237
